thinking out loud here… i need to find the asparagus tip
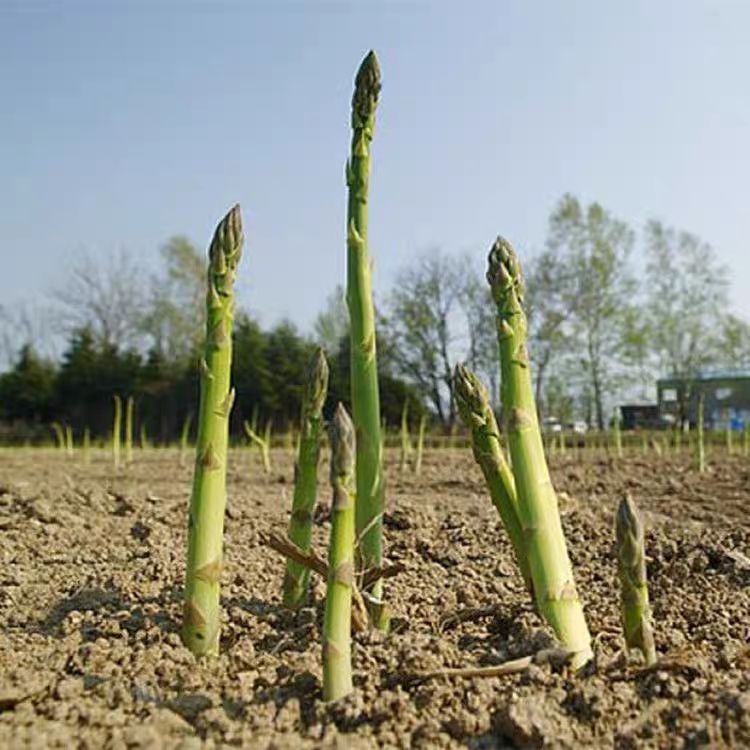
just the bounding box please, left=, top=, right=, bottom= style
left=352, top=50, right=381, bottom=125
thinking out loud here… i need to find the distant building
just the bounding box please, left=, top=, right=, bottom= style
left=657, top=368, right=750, bottom=430
left=620, top=404, right=661, bottom=430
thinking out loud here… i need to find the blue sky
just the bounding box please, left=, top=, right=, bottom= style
left=2, top=0, right=749, bottom=348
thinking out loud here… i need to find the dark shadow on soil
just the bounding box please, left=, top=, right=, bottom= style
left=32, top=581, right=182, bottom=640
left=224, top=596, right=320, bottom=655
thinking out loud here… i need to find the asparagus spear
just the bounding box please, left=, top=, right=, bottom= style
left=615, top=493, right=656, bottom=666
left=283, top=347, right=329, bottom=609
left=112, top=394, right=122, bottom=470
left=346, top=50, right=387, bottom=630
left=323, top=403, right=357, bottom=701
left=697, top=392, right=705, bottom=473
left=182, top=205, right=243, bottom=657
left=125, top=395, right=134, bottom=465
left=487, top=236, right=593, bottom=671
left=453, top=363, right=531, bottom=593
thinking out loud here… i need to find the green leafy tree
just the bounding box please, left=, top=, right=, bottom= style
left=547, top=194, right=636, bottom=429
left=0, top=344, right=57, bottom=424
left=643, top=219, right=730, bottom=425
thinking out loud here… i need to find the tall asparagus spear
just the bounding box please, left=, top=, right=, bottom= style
left=346, top=50, right=387, bottom=629
left=323, top=403, right=357, bottom=701
left=615, top=493, right=656, bottom=666
left=182, top=205, right=243, bottom=657
left=487, top=236, right=593, bottom=671
left=283, top=347, right=330, bottom=609
left=453, top=363, right=531, bottom=593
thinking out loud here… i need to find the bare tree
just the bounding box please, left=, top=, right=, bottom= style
left=382, top=249, right=493, bottom=428
left=52, top=247, right=148, bottom=350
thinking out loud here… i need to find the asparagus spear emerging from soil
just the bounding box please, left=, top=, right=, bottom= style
left=283, top=347, right=330, bottom=609
left=454, top=363, right=532, bottom=593
left=487, top=236, right=593, bottom=671
left=697, top=393, right=706, bottom=474
left=323, top=403, right=357, bottom=701
left=182, top=205, right=243, bottom=657
left=112, top=394, right=122, bottom=470
left=346, top=50, right=388, bottom=630
left=615, top=493, right=656, bottom=666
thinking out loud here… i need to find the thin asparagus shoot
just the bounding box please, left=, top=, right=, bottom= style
left=454, top=363, right=532, bottom=593
left=414, top=413, right=427, bottom=476
left=283, top=347, right=329, bottom=609
left=113, top=394, right=122, bottom=470
left=182, top=204, right=243, bottom=657
left=125, top=395, right=134, bottom=464
left=323, top=403, right=357, bottom=702
left=615, top=493, right=657, bottom=666
left=346, top=50, right=387, bottom=630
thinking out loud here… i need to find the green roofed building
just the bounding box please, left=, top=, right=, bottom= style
left=657, top=368, right=750, bottom=430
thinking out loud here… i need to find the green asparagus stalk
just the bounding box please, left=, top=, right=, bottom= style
left=399, top=398, right=412, bottom=472
left=113, top=394, right=122, bottom=470
left=697, top=393, right=705, bottom=473
left=65, top=425, right=74, bottom=457
left=454, top=363, right=532, bottom=593
left=140, top=423, right=149, bottom=450
left=487, top=236, right=593, bottom=671
left=615, top=493, right=656, bottom=666
left=182, top=204, right=243, bottom=657
left=346, top=50, right=387, bottom=629
left=414, top=413, right=427, bottom=476
left=243, top=420, right=271, bottom=474
left=125, top=395, right=134, bottom=464
left=51, top=422, right=65, bottom=451
left=283, top=347, right=329, bottom=609
left=323, top=403, right=357, bottom=702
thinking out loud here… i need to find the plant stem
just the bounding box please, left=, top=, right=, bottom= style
left=454, top=363, right=532, bottom=594
left=125, top=395, right=134, bottom=464
left=323, top=403, right=357, bottom=701
left=113, top=395, right=122, bottom=470
left=615, top=493, right=657, bottom=666
left=487, top=236, right=593, bottom=671
left=346, top=50, right=387, bottom=630
left=283, top=347, right=329, bottom=608
left=182, top=205, right=243, bottom=657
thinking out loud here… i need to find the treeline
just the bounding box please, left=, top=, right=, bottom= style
left=2, top=192, right=750, bottom=438
left=0, top=317, right=426, bottom=445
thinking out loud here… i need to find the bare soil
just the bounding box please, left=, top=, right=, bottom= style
left=1, top=446, right=749, bottom=749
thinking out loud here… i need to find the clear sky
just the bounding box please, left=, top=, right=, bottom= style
left=2, top=0, right=749, bottom=345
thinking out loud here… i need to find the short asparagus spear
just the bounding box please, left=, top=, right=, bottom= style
left=697, top=393, right=705, bottom=473
left=487, top=236, right=593, bottom=671
left=323, top=403, right=357, bottom=702
left=283, top=347, right=330, bottom=608
left=125, top=395, right=134, bottom=464
left=615, top=493, right=656, bottom=666
left=346, top=50, right=387, bottom=629
left=112, top=394, right=122, bottom=470
left=454, top=363, right=532, bottom=594
left=182, top=205, right=243, bottom=657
